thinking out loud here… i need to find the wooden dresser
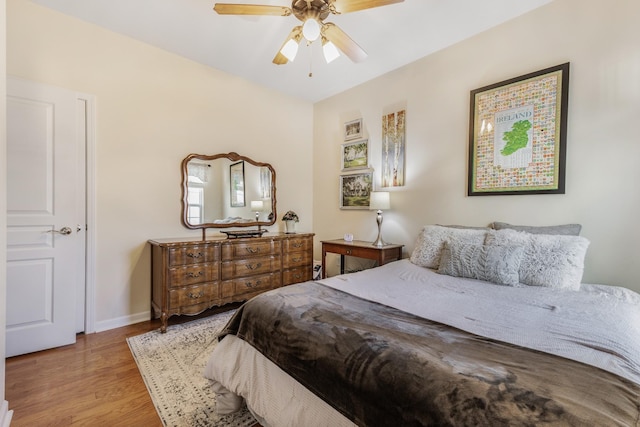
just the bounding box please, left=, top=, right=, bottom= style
left=149, top=232, right=314, bottom=332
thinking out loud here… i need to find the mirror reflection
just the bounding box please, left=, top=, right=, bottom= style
left=181, top=153, right=276, bottom=229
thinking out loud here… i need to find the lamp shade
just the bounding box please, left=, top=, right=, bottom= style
left=280, top=38, right=300, bottom=62
left=250, top=200, right=264, bottom=211
left=322, top=39, right=340, bottom=63
left=369, top=192, right=390, bottom=210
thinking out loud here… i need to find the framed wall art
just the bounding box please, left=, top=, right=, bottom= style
left=341, top=139, right=369, bottom=171
left=344, top=118, right=363, bottom=141
left=339, top=170, right=373, bottom=210
left=468, top=63, right=570, bottom=196
left=382, top=109, right=406, bottom=187
left=229, top=161, right=245, bottom=207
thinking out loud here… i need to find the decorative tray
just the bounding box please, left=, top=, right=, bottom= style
left=220, top=229, right=267, bottom=239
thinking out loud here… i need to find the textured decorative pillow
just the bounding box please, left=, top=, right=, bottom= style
left=492, top=221, right=582, bottom=236
left=438, top=241, right=524, bottom=286
left=409, top=225, right=488, bottom=269
left=485, top=229, right=590, bottom=290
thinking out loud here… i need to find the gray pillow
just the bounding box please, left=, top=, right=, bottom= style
left=438, top=241, right=524, bottom=286
left=410, top=225, right=488, bottom=269
left=492, top=221, right=582, bottom=236
left=486, top=229, right=590, bottom=291
left=436, top=224, right=491, bottom=231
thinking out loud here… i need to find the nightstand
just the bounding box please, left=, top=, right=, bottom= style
left=321, top=239, right=403, bottom=278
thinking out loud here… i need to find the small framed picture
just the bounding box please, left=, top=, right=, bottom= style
left=344, top=118, right=363, bottom=141
left=341, top=139, right=369, bottom=171
left=339, top=170, right=373, bottom=210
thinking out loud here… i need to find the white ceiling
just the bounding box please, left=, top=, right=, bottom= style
left=31, top=0, right=552, bottom=102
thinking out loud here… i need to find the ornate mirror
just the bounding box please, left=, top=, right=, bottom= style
left=181, top=152, right=277, bottom=233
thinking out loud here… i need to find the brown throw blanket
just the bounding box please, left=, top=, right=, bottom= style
left=219, top=282, right=640, bottom=426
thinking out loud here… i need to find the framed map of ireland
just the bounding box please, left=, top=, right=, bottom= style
left=468, top=63, right=569, bottom=196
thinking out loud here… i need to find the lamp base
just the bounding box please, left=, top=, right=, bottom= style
left=372, top=237, right=387, bottom=247
left=372, top=209, right=386, bottom=247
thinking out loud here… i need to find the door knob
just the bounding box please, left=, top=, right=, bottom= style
left=47, top=226, right=73, bottom=235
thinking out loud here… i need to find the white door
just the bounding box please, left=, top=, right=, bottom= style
left=6, top=77, right=86, bottom=357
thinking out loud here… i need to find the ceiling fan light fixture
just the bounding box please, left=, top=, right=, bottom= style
left=302, top=18, right=321, bottom=42
left=322, top=39, right=340, bottom=63
left=280, top=38, right=300, bottom=62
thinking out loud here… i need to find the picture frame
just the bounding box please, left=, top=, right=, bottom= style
left=468, top=63, right=569, bottom=196
left=381, top=109, right=406, bottom=187
left=339, top=170, right=373, bottom=210
left=344, top=118, right=363, bottom=141
left=341, top=139, right=369, bottom=171
left=229, top=161, right=245, bottom=207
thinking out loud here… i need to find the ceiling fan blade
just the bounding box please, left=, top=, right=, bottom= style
left=213, top=3, right=292, bottom=16
left=272, top=26, right=303, bottom=65
left=329, top=0, right=403, bottom=14
left=322, top=23, right=367, bottom=63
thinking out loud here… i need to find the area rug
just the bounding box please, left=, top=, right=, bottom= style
left=127, top=311, right=257, bottom=427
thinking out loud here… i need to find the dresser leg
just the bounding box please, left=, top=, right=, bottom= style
left=160, top=313, right=168, bottom=333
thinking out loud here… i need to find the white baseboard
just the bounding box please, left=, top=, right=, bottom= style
left=94, top=311, right=151, bottom=333
left=0, top=401, right=13, bottom=427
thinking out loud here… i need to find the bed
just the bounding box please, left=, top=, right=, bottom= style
left=204, top=224, right=640, bottom=426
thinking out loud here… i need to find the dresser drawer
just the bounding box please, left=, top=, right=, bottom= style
left=220, top=273, right=280, bottom=298
left=283, top=267, right=311, bottom=286
left=222, top=240, right=281, bottom=260
left=167, top=263, right=217, bottom=287
left=221, top=255, right=280, bottom=280
left=168, top=244, right=219, bottom=267
left=283, top=251, right=312, bottom=269
left=168, top=283, right=218, bottom=310
left=284, top=237, right=312, bottom=253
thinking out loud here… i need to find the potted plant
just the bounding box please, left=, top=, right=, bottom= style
left=282, top=210, right=299, bottom=233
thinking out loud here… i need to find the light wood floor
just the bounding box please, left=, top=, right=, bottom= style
left=5, top=305, right=247, bottom=426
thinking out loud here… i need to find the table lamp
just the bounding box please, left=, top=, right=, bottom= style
left=250, top=200, right=264, bottom=222
left=369, top=192, right=390, bottom=247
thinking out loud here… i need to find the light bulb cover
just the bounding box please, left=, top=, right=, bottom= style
left=280, top=38, right=300, bottom=62
left=302, top=18, right=321, bottom=42
left=322, top=39, right=340, bottom=63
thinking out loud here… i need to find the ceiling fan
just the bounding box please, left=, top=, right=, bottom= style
left=213, top=0, right=404, bottom=65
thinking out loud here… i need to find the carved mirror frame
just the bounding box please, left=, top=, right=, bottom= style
left=181, top=152, right=277, bottom=234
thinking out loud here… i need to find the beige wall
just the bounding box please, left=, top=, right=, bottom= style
left=313, top=0, right=640, bottom=292
left=7, top=0, right=314, bottom=329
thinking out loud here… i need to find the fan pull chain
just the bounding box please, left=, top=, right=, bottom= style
left=308, top=41, right=313, bottom=78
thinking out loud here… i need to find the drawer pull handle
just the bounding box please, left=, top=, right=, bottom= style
left=245, top=247, right=261, bottom=254
left=245, top=280, right=261, bottom=288
left=346, top=250, right=352, bottom=255
left=187, top=252, right=203, bottom=258
left=188, top=291, right=203, bottom=299
left=187, top=271, right=203, bottom=278
left=292, top=256, right=302, bottom=262
left=292, top=242, right=302, bottom=248
left=245, top=262, right=263, bottom=270
left=294, top=273, right=302, bottom=279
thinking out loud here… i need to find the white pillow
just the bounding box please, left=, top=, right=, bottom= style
left=485, top=229, right=590, bottom=291
left=410, top=225, right=488, bottom=269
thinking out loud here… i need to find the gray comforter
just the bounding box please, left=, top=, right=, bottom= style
left=220, top=282, right=640, bottom=426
